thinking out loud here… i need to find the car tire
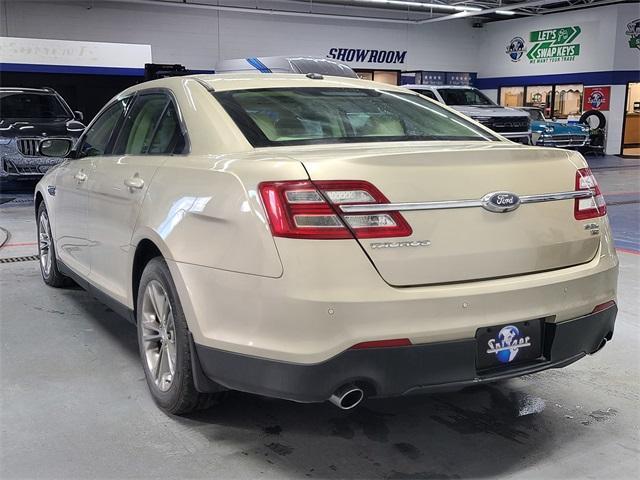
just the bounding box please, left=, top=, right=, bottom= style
left=579, top=110, right=606, bottom=130
left=37, top=202, right=69, bottom=288
left=136, top=257, right=222, bottom=414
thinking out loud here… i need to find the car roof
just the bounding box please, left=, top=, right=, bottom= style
left=121, top=72, right=412, bottom=95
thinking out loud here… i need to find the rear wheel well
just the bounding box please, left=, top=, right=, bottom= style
left=35, top=192, right=44, bottom=218
left=132, top=239, right=163, bottom=316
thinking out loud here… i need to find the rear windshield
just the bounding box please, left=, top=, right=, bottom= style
left=214, top=88, right=497, bottom=147
left=436, top=88, right=495, bottom=106
left=0, top=92, right=70, bottom=119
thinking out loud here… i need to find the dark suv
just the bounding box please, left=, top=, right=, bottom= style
left=0, top=87, right=85, bottom=179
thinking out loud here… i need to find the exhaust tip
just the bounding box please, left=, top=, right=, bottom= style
left=329, top=385, right=365, bottom=410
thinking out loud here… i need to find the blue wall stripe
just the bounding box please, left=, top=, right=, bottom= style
left=476, top=70, right=640, bottom=89
left=0, top=62, right=145, bottom=76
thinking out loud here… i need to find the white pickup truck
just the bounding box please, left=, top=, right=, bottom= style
left=404, top=84, right=532, bottom=144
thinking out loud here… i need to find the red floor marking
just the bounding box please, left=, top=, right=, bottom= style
left=616, top=248, right=640, bottom=255
left=2, top=242, right=37, bottom=247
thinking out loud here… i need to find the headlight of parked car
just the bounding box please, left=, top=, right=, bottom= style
left=0, top=138, right=12, bottom=145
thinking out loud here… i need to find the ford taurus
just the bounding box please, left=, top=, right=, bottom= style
left=34, top=73, right=618, bottom=414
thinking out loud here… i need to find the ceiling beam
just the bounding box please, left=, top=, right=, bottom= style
left=417, top=0, right=568, bottom=23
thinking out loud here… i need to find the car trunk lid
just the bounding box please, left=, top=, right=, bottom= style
left=281, top=141, right=600, bottom=286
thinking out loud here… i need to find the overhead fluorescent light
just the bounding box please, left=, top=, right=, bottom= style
left=355, top=0, right=482, bottom=12
left=495, top=10, right=516, bottom=15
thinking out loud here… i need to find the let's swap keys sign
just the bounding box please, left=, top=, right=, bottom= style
left=527, top=26, right=581, bottom=63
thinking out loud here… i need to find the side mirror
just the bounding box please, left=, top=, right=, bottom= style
left=74, top=110, right=84, bottom=121
left=39, top=138, right=73, bottom=158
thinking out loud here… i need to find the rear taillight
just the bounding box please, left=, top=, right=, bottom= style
left=258, top=180, right=412, bottom=239
left=575, top=168, right=607, bottom=220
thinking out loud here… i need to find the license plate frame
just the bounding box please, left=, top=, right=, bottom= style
left=476, top=319, right=544, bottom=371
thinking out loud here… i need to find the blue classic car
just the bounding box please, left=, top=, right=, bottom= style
left=520, top=107, right=590, bottom=148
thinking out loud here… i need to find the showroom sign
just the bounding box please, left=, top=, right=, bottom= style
left=506, top=26, right=582, bottom=64
left=626, top=18, right=640, bottom=50
left=327, top=48, right=407, bottom=64
left=527, top=26, right=581, bottom=63
left=0, top=36, right=152, bottom=72
left=583, top=86, right=611, bottom=111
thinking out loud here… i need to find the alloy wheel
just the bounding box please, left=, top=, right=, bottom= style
left=38, top=211, right=52, bottom=277
left=141, top=280, right=177, bottom=392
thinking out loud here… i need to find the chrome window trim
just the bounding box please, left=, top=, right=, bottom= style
left=339, top=190, right=595, bottom=213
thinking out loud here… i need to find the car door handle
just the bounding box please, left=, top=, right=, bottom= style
left=124, top=176, right=145, bottom=190
left=74, top=171, right=87, bottom=182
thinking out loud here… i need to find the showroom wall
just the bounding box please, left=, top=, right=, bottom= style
left=476, top=3, right=640, bottom=155
left=0, top=0, right=480, bottom=72
left=1, top=0, right=638, bottom=153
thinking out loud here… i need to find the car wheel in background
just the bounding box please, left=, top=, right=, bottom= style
left=37, top=203, right=70, bottom=287
left=136, top=257, right=222, bottom=414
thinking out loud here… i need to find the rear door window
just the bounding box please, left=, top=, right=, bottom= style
left=112, top=92, right=185, bottom=155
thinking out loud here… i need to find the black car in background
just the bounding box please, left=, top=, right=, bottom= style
left=0, top=87, right=85, bottom=180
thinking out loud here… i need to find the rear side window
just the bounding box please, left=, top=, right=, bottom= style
left=113, top=93, right=185, bottom=155
left=78, top=98, right=129, bottom=158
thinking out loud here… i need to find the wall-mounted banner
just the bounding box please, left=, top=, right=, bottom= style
left=506, top=26, right=582, bottom=64
left=327, top=48, right=407, bottom=64
left=528, top=26, right=581, bottom=63
left=626, top=19, right=640, bottom=50
left=0, top=36, right=152, bottom=75
left=583, top=86, right=611, bottom=111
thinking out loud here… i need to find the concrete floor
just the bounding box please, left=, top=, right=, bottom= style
left=1, top=155, right=639, bottom=479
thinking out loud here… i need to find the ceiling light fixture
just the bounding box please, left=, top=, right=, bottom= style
left=495, top=10, right=516, bottom=15
left=356, top=0, right=483, bottom=12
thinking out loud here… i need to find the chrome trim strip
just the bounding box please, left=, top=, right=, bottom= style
left=339, top=190, right=594, bottom=213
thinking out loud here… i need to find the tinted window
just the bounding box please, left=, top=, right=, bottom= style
left=412, top=89, right=438, bottom=101
left=215, top=88, right=496, bottom=147
left=436, top=88, right=494, bottom=106
left=113, top=93, right=185, bottom=155
left=78, top=98, right=129, bottom=158
left=0, top=92, right=70, bottom=119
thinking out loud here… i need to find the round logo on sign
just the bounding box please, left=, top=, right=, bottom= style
left=506, top=37, right=526, bottom=62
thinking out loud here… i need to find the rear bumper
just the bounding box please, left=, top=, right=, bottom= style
left=194, top=304, right=617, bottom=402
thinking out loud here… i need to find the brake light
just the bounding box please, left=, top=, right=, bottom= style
left=575, top=168, right=606, bottom=220
left=258, top=180, right=412, bottom=239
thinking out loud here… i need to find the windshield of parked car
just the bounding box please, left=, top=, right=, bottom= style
left=0, top=92, right=71, bottom=119
left=436, top=88, right=495, bottom=106
left=525, top=109, right=545, bottom=122
left=214, top=88, right=497, bottom=147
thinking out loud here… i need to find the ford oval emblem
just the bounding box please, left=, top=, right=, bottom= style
left=481, top=191, right=521, bottom=213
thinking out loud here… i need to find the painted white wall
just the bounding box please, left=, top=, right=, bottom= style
left=477, top=4, right=619, bottom=79
left=606, top=84, right=628, bottom=155
left=614, top=3, right=640, bottom=71
left=1, top=0, right=480, bottom=72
